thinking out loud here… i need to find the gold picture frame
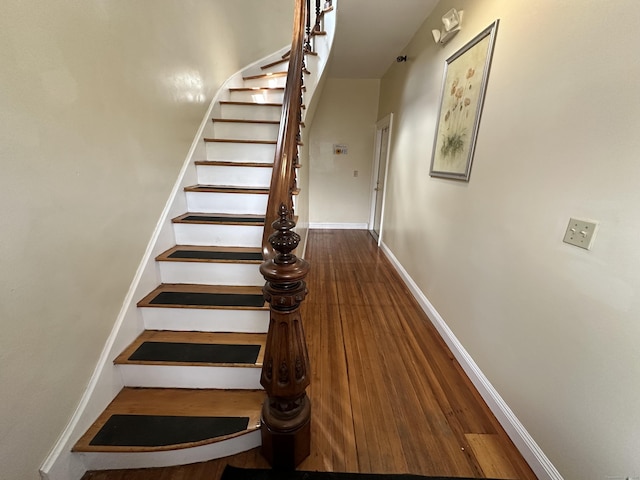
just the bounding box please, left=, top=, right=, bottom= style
left=430, top=20, right=499, bottom=181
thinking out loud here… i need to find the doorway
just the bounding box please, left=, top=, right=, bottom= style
left=369, top=114, right=393, bottom=244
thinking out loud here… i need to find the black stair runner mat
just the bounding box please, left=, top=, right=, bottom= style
left=129, top=342, right=260, bottom=364
left=182, top=215, right=264, bottom=223
left=149, top=291, right=265, bottom=307
left=90, top=415, right=249, bottom=447
left=221, top=466, right=501, bottom=480
left=168, top=250, right=263, bottom=261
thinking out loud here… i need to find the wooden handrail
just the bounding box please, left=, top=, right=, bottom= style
left=259, top=0, right=312, bottom=469
left=262, top=0, right=307, bottom=260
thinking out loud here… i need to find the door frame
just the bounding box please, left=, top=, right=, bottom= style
left=368, top=113, right=393, bottom=245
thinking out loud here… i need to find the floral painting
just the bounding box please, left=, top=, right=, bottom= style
left=430, top=20, right=499, bottom=181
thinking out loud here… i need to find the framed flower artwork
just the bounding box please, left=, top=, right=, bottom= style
left=430, top=20, right=499, bottom=181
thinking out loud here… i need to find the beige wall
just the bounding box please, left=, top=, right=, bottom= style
left=0, top=1, right=291, bottom=479
left=309, top=78, right=380, bottom=226
left=378, top=0, right=640, bottom=478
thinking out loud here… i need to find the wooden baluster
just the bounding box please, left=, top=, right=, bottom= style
left=304, top=0, right=312, bottom=52
left=260, top=204, right=311, bottom=469
left=315, top=0, right=321, bottom=32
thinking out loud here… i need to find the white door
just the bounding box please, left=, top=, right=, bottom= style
left=369, top=114, right=393, bottom=243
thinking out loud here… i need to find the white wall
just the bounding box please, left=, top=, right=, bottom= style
left=294, top=5, right=338, bottom=250
left=309, top=78, right=380, bottom=227
left=0, top=1, right=291, bottom=479
left=378, top=1, right=640, bottom=479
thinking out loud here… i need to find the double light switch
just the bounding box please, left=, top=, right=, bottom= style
left=563, top=218, right=598, bottom=250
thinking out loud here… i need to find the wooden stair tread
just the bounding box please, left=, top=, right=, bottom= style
left=156, top=245, right=263, bottom=264
left=229, top=87, right=284, bottom=92
left=204, top=138, right=303, bottom=146
left=171, top=212, right=265, bottom=226
left=114, top=330, right=266, bottom=367
left=194, top=160, right=273, bottom=168
left=204, top=138, right=276, bottom=145
left=219, top=101, right=282, bottom=107
left=243, top=71, right=287, bottom=81
left=194, top=160, right=298, bottom=169
left=212, top=118, right=279, bottom=125
left=260, top=58, right=288, bottom=70
left=184, top=185, right=298, bottom=196
left=73, top=387, right=264, bottom=453
left=137, top=284, right=267, bottom=310
left=184, top=185, right=270, bottom=194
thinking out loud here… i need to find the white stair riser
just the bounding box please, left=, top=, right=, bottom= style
left=196, top=164, right=273, bottom=188
left=80, top=430, right=261, bottom=470
left=229, top=90, right=284, bottom=103
left=212, top=122, right=279, bottom=141
left=185, top=192, right=267, bottom=215
left=206, top=142, right=276, bottom=163
left=220, top=104, right=282, bottom=122
left=141, top=307, right=269, bottom=333
left=158, top=261, right=263, bottom=286
left=173, top=223, right=263, bottom=247
left=119, top=365, right=262, bottom=389
left=243, top=74, right=287, bottom=89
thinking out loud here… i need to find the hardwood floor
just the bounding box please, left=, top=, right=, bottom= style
left=82, top=230, right=537, bottom=480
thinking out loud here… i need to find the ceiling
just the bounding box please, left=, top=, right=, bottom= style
left=328, top=0, right=440, bottom=78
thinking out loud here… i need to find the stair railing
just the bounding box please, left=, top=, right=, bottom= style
left=259, top=0, right=316, bottom=469
left=262, top=0, right=307, bottom=256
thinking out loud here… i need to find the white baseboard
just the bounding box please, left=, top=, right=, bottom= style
left=309, top=222, right=368, bottom=230
left=379, top=241, right=563, bottom=480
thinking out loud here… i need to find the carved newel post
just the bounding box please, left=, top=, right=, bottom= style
left=260, top=204, right=311, bottom=469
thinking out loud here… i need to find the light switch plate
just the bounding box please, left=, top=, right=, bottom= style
left=563, top=218, right=598, bottom=250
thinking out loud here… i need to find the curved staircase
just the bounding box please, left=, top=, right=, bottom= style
left=40, top=2, right=335, bottom=477
left=72, top=60, right=293, bottom=471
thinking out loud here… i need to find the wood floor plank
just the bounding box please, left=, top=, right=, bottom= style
left=82, top=230, right=537, bottom=480
left=465, top=434, right=521, bottom=479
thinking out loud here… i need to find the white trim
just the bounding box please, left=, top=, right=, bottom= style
left=299, top=226, right=310, bottom=259
left=309, top=222, right=368, bottom=230
left=379, top=241, right=564, bottom=480
left=368, top=114, right=393, bottom=246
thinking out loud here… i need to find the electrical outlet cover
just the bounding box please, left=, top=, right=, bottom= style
left=563, top=218, right=598, bottom=250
